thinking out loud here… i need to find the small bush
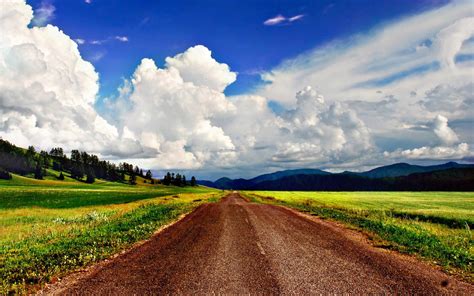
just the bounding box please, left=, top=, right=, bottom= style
left=0, top=168, right=12, bottom=180
left=86, top=173, right=95, bottom=184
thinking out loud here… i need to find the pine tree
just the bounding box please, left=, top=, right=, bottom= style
left=71, top=163, right=84, bottom=179
left=71, top=149, right=81, bottom=163
left=52, top=161, right=62, bottom=171
left=26, top=146, right=36, bottom=172
left=174, top=174, right=182, bottom=186
left=86, top=168, right=95, bottom=184
left=163, top=172, right=172, bottom=185
left=34, top=162, right=43, bottom=180
left=190, top=176, right=197, bottom=186
left=129, top=173, right=137, bottom=185
left=145, top=170, right=153, bottom=179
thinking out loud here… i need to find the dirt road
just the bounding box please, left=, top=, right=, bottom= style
left=48, top=193, right=472, bottom=295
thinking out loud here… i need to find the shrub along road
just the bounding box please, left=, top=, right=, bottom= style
left=44, top=193, right=473, bottom=295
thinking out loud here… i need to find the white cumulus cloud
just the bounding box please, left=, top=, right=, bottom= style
left=384, top=143, right=471, bottom=160
left=273, top=87, right=372, bottom=164
left=256, top=0, right=474, bottom=166
left=112, top=51, right=237, bottom=169
left=384, top=115, right=470, bottom=161
left=165, top=45, right=237, bottom=92
left=433, top=115, right=459, bottom=145
left=0, top=0, right=147, bottom=158
left=0, top=0, right=472, bottom=177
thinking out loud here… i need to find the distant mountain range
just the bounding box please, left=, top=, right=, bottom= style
left=355, top=161, right=473, bottom=178
left=198, top=162, right=474, bottom=191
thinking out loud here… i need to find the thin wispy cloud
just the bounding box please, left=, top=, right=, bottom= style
left=288, top=14, right=305, bottom=22
left=85, top=36, right=130, bottom=45
left=2, top=0, right=472, bottom=178
left=323, top=3, right=335, bottom=15
left=264, top=15, right=286, bottom=26
left=89, top=51, right=106, bottom=62
left=115, top=36, right=129, bottom=42
left=91, top=40, right=105, bottom=45
left=259, top=2, right=474, bottom=162
left=31, top=0, right=55, bottom=27
left=264, top=14, right=305, bottom=26
left=85, top=0, right=92, bottom=3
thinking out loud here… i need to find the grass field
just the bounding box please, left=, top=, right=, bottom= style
left=3, top=173, right=473, bottom=292
left=243, top=191, right=474, bottom=280
left=0, top=174, right=221, bottom=294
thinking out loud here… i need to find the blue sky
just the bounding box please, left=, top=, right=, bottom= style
left=1, top=0, right=472, bottom=180
left=27, top=0, right=450, bottom=98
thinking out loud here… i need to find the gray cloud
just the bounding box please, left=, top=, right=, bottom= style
left=419, top=82, right=474, bottom=114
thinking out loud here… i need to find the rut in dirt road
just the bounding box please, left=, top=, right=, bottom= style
left=49, top=193, right=473, bottom=295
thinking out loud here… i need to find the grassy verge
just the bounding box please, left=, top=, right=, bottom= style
left=242, top=191, right=473, bottom=281
left=0, top=178, right=221, bottom=294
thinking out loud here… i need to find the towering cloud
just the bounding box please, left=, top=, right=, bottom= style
left=257, top=1, right=473, bottom=167
left=165, top=45, right=237, bottom=92
left=116, top=50, right=237, bottom=169
left=273, top=87, right=372, bottom=165
left=0, top=0, right=472, bottom=177
left=0, top=0, right=143, bottom=157
left=433, top=115, right=459, bottom=146
left=384, top=115, right=471, bottom=161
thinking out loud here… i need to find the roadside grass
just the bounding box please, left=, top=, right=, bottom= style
left=242, top=191, right=473, bottom=281
left=0, top=175, right=213, bottom=209
left=0, top=177, right=221, bottom=294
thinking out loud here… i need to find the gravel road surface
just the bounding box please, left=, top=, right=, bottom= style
left=46, top=193, right=473, bottom=295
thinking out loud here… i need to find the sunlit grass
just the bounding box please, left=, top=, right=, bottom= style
left=0, top=175, right=214, bottom=209
left=243, top=191, right=474, bottom=280
left=0, top=177, right=220, bottom=294
left=0, top=192, right=215, bottom=244
left=248, top=191, right=474, bottom=221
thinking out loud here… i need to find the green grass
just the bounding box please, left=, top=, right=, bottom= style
left=0, top=174, right=221, bottom=294
left=243, top=191, right=474, bottom=280
left=0, top=174, right=213, bottom=209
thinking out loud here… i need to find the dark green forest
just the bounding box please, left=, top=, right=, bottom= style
left=0, top=139, right=196, bottom=186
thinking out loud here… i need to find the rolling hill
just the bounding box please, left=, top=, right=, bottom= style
left=356, top=161, right=473, bottom=178
left=199, top=168, right=331, bottom=189
left=200, top=162, right=474, bottom=191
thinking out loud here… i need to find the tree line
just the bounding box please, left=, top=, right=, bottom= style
left=236, top=169, right=474, bottom=191
left=162, top=172, right=197, bottom=186
left=0, top=139, right=150, bottom=184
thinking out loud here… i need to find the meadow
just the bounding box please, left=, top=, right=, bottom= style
left=243, top=191, right=474, bottom=280
left=0, top=174, right=221, bottom=294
